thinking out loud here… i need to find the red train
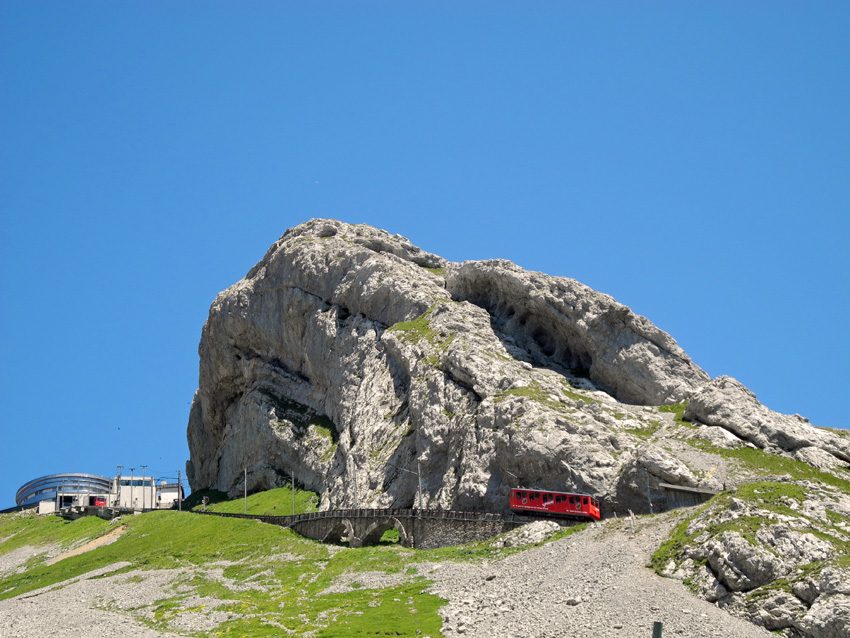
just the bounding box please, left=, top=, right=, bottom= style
left=510, top=488, right=601, bottom=521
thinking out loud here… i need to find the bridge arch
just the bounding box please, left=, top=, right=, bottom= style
left=360, top=517, right=410, bottom=547
left=320, top=519, right=354, bottom=544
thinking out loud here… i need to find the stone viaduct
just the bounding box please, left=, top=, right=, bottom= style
left=195, top=508, right=529, bottom=549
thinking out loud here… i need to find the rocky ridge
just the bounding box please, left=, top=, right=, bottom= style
left=186, top=218, right=850, bottom=636
left=660, top=479, right=850, bottom=637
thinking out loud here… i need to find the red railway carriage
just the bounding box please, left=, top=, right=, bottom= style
left=510, top=488, right=601, bottom=521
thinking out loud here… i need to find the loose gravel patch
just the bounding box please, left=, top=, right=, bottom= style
left=427, top=511, right=774, bottom=638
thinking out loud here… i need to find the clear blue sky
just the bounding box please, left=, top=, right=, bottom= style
left=2, top=2, right=848, bottom=508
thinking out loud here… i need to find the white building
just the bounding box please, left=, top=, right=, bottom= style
left=156, top=481, right=183, bottom=510
left=113, top=476, right=157, bottom=510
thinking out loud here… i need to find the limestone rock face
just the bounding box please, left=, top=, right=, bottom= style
left=706, top=531, right=788, bottom=591
left=186, top=219, right=844, bottom=518
left=445, top=260, right=710, bottom=405
left=667, top=481, right=850, bottom=638
left=187, top=219, right=714, bottom=510
left=684, top=376, right=849, bottom=464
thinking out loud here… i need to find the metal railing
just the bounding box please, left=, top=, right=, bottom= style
left=192, top=507, right=528, bottom=527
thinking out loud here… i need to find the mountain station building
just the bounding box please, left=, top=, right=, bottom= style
left=15, top=472, right=184, bottom=515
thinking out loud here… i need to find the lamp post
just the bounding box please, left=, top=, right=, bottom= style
left=129, top=467, right=136, bottom=511
left=141, top=465, right=147, bottom=510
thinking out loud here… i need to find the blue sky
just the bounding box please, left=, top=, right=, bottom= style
left=1, top=2, right=848, bottom=508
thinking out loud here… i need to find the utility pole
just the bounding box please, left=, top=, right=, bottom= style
left=177, top=470, right=182, bottom=511
left=244, top=467, right=248, bottom=514
left=418, top=460, right=423, bottom=510
left=349, top=456, right=358, bottom=508
left=646, top=473, right=653, bottom=514
left=291, top=470, right=295, bottom=516
left=130, top=467, right=136, bottom=511
left=141, top=465, right=147, bottom=510
left=116, top=465, right=123, bottom=507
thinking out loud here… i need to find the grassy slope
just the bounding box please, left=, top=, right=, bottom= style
left=0, top=494, right=584, bottom=637
left=195, top=485, right=320, bottom=516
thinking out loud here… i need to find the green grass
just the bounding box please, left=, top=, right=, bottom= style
left=380, top=528, right=400, bottom=543
left=420, top=266, right=447, bottom=277
left=387, top=308, right=439, bottom=344
left=495, top=383, right=566, bottom=412
left=561, top=379, right=595, bottom=404
left=651, top=480, right=850, bottom=579
left=650, top=500, right=716, bottom=573
left=1, top=490, right=591, bottom=637
left=0, top=512, right=110, bottom=557
left=625, top=421, right=662, bottom=440
left=182, top=487, right=228, bottom=510
left=197, top=485, right=319, bottom=516
left=387, top=308, right=455, bottom=365
left=659, top=401, right=695, bottom=428
left=684, top=438, right=850, bottom=492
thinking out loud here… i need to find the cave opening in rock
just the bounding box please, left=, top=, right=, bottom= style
left=531, top=326, right=557, bottom=357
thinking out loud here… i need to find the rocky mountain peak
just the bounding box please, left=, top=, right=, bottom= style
left=186, top=219, right=850, bottom=635
left=187, top=219, right=846, bottom=512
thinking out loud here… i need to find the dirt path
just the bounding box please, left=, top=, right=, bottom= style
left=46, top=525, right=125, bottom=566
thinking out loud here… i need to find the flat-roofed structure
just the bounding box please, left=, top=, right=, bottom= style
left=658, top=482, right=720, bottom=510
left=15, top=473, right=113, bottom=508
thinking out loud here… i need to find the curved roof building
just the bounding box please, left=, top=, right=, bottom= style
left=15, top=473, right=113, bottom=508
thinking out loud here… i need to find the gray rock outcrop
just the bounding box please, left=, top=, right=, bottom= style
left=685, top=376, right=849, bottom=464
left=445, top=260, right=710, bottom=405
left=665, top=481, right=850, bottom=638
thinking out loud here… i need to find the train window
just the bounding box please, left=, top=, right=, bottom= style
left=544, top=493, right=552, bottom=502
left=531, top=492, right=539, bottom=500
left=582, top=497, right=588, bottom=505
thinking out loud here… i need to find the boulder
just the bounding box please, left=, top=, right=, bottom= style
left=743, top=590, right=808, bottom=631
left=706, top=531, right=788, bottom=591
left=801, top=594, right=850, bottom=638
left=490, top=520, right=562, bottom=548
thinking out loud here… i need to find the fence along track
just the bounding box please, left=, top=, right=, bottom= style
left=192, top=507, right=528, bottom=527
